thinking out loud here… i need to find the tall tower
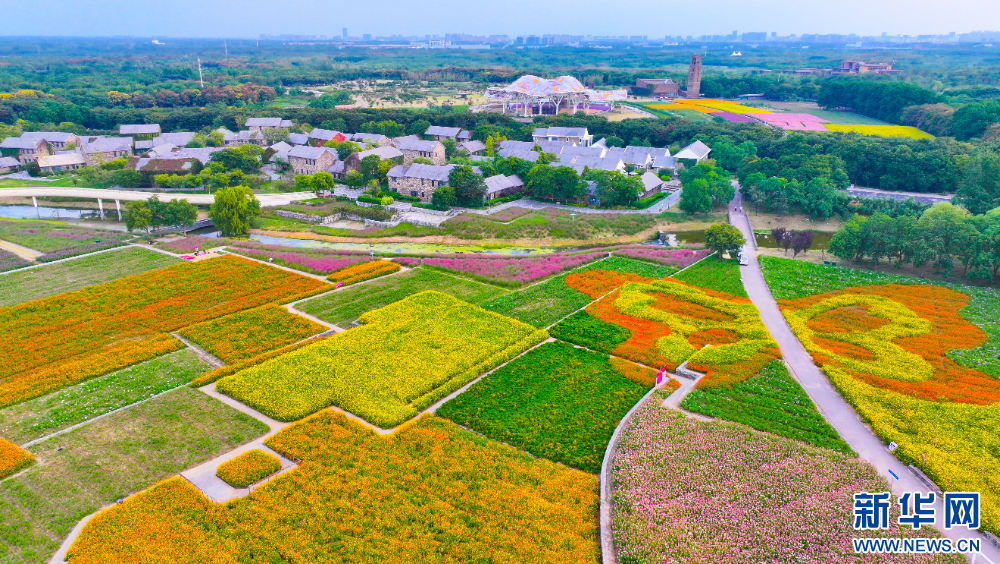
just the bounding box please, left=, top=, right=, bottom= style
left=686, top=55, right=703, bottom=99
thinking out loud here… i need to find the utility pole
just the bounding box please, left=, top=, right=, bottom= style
left=197, top=58, right=204, bottom=88
left=224, top=39, right=228, bottom=57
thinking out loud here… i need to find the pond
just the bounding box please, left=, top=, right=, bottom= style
left=197, top=232, right=561, bottom=255
left=0, top=204, right=111, bottom=221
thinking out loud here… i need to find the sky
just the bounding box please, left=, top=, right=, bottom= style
left=2, top=0, right=999, bottom=38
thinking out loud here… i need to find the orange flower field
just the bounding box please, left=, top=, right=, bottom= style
left=215, top=449, right=281, bottom=488
left=178, top=304, right=328, bottom=364
left=327, top=259, right=400, bottom=286
left=0, top=437, right=34, bottom=479
left=67, top=413, right=601, bottom=563
left=0, top=256, right=329, bottom=408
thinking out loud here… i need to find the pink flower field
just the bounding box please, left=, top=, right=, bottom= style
left=611, top=398, right=960, bottom=563
left=226, top=243, right=370, bottom=275
left=421, top=252, right=606, bottom=285
left=611, top=247, right=710, bottom=268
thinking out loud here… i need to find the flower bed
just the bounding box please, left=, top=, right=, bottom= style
left=0, top=219, right=133, bottom=261
left=190, top=335, right=333, bottom=387
left=67, top=414, right=600, bottom=563
left=0, top=248, right=29, bottom=273
left=682, top=361, right=851, bottom=452
left=327, top=260, right=400, bottom=286
left=420, top=252, right=605, bottom=287
left=226, top=242, right=370, bottom=275
left=0, top=255, right=328, bottom=408
left=217, top=291, right=548, bottom=427
left=673, top=254, right=747, bottom=297
left=438, top=341, right=654, bottom=473
left=215, top=449, right=281, bottom=488
left=824, top=123, right=935, bottom=139
left=0, top=437, right=34, bottom=479
left=611, top=397, right=959, bottom=564
left=157, top=235, right=229, bottom=253
left=611, top=247, right=710, bottom=269
left=179, top=304, right=327, bottom=364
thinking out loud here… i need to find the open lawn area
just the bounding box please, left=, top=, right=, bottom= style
left=673, top=254, right=747, bottom=297
left=298, top=266, right=506, bottom=327
left=0, top=246, right=180, bottom=307
left=0, top=219, right=133, bottom=261
left=0, top=387, right=268, bottom=564
left=218, top=291, right=547, bottom=427
left=67, top=413, right=600, bottom=564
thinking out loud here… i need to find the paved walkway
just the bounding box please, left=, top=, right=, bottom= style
left=728, top=192, right=1000, bottom=563
left=0, top=239, right=43, bottom=260
left=0, top=187, right=315, bottom=207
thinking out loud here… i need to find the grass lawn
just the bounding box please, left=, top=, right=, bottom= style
left=550, top=311, right=631, bottom=354
left=437, top=341, right=650, bottom=473
left=673, top=254, right=747, bottom=297
left=681, top=361, right=851, bottom=453
left=0, top=386, right=268, bottom=564
left=218, top=291, right=547, bottom=426
left=0, top=246, right=180, bottom=307
left=482, top=274, right=592, bottom=328
left=0, top=349, right=210, bottom=445
left=0, top=219, right=133, bottom=261
left=67, top=414, right=600, bottom=564
left=298, top=267, right=506, bottom=327
left=0, top=177, right=78, bottom=188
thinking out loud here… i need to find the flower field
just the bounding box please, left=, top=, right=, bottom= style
left=327, top=259, right=400, bottom=285
left=419, top=251, right=604, bottom=286
left=226, top=242, right=370, bottom=275
left=156, top=234, right=228, bottom=253
left=482, top=274, right=592, bottom=327
left=437, top=341, right=653, bottom=473
left=0, top=437, right=34, bottom=479
left=217, top=291, right=547, bottom=427
left=611, top=397, right=961, bottom=563
left=681, top=361, right=851, bottom=452
left=0, top=255, right=328, bottom=408
left=215, top=449, right=281, bottom=488
left=611, top=247, right=710, bottom=268
left=0, top=248, right=29, bottom=273
left=823, top=123, right=935, bottom=139
left=549, top=311, right=631, bottom=354
left=761, top=256, right=1000, bottom=533
left=0, top=219, right=132, bottom=262
left=67, top=413, right=601, bottom=563
left=179, top=304, right=327, bottom=364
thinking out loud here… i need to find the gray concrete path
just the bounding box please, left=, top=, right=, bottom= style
left=171, top=333, right=225, bottom=369
left=0, top=187, right=314, bottom=207
left=728, top=191, right=1000, bottom=563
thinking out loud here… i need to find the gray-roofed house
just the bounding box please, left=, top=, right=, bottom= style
left=245, top=117, right=294, bottom=131
left=387, top=163, right=458, bottom=202
left=532, top=127, right=593, bottom=147
left=484, top=174, right=525, bottom=201
left=497, top=148, right=540, bottom=162
left=154, top=132, right=197, bottom=148
left=639, top=171, right=666, bottom=198
left=21, top=131, right=81, bottom=150
left=174, top=148, right=220, bottom=165
left=119, top=124, right=162, bottom=139
left=223, top=130, right=266, bottom=147
left=80, top=137, right=133, bottom=166
left=269, top=141, right=293, bottom=163
left=307, top=129, right=346, bottom=146
left=146, top=144, right=179, bottom=158
left=288, top=146, right=339, bottom=175
left=498, top=140, right=535, bottom=152
left=348, top=132, right=390, bottom=146
left=0, top=137, right=51, bottom=165
left=458, top=140, right=486, bottom=156
left=342, top=145, right=405, bottom=176
left=37, top=153, right=87, bottom=173
left=674, top=140, right=712, bottom=162
left=0, top=156, right=22, bottom=173
left=604, top=146, right=669, bottom=171
left=393, top=137, right=446, bottom=165
left=424, top=125, right=472, bottom=141
left=287, top=133, right=310, bottom=146
left=560, top=145, right=606, bottom=159
left=652, top=155, right=677, bottom=173
left=535, top=140, right=575, bottom=155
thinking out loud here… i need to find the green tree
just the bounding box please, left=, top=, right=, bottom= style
left=360, top=155, right=383, bottom=184
left=680, top=179, right=713, bottom=214
left=209, top=145, right=264, bottom=174
left=313, top=171, right=335, bottom=193
left=431, top=185, right=457, bottom=210
left=294, top=174, right=315, bottom=192
left=442, top=138, right=457, bottom=159
left=704, top=224, right=746, bottom=257
left=448, top=165, right=487, bottom=208
left=952, top=101, right=1000, bottom=141
left=166, top=199, right=198, bottom=233
left=408, top=119, right=431, bottom=137
left=956, top=152, right=1000, bottom=215
left=124, top=200, right=152, bottom=234
left=210, top=185, right=261, bottom=237
left=917, top=202, right=974, bottom=273
left=588, top=170, right=643, bottom=208
left=527, top=165, right=584, bottom=202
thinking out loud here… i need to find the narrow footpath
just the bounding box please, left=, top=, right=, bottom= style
left=727, top=190, right=1000, bottom=562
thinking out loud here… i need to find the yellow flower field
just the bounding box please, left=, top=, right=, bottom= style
left=178, top=304, right=327, bottom=364
left=0, top=437, right=33, bottom=479
left=215, top=449, right=281, bottom=488
left=823, top=124, right=934, bottom=139
left=646, top=99, right=771, bottom=114
left=67, top=413, right=600, bottom=564
left=217, top=291, right=548, bottom=427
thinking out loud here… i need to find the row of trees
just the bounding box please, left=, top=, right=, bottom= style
left=829, top=203, right=1000, bottom=281
left=124, top=196, right=198, bottom=234
left=679, top=163, right=736, bottom=214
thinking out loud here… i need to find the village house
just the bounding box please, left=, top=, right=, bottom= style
left=497, top=148, right=539, bottom=162
left=484, top=174, right=525, bottom=201
left=0, top=157, right=21, bottom=173
left=288, top=146, right=338, bottom=175
left=347, top=133, right=391, bottom=146
left=458, top=140, right=486, bottom=156
left=37, top=153, right=87, bottom=174
left=652, top=155, right=677, bottom=174
left=0, top=137, right=50, bottom=165
left=307, top=129, right=346, bottom=146
left=21, top=131, right=81, bottom=151
left=342, top=145, right=404, bottom=175
left=674, top=140, right=712, bottom=162
left=424, top=125, right=471, bottom=141
left=245, top=117, right=294, bottom=132
left=604, top=146, right=670, bottom=171
left=221, top=130, right=266, bottom=147
left=532, top=127, right=593, bottom=147
left=119, top=124, right=162, bottom=140
left=80, top=137, right=133, bottom=166
left=498, top=140, right=536, bottom=152
left=387, top=163, right=457, bottom=202
left=639, top=171, right=667, bottom=198
left=394, top=137, right=446, bottom=165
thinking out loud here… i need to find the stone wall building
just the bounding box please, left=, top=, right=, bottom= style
left=0, top=137, right=50, bottom=165
left=80, top=137, right=133, bottom=167
left=288, top=146, right=338, bottom=175
left=245, top=118, right=294, bottom=132
left=21, top=132, right=81, bottom=151
left=394, top=138, right=446, bottom=165
left=484, top=174, right=524, bottom=201
left=387, top=163, right=457, bottom=202
left=343, top=145, right=404, bottom=175
left=0, top=157, right=21, bottom=173
left=37, top=153, right=87, bottom=174
left=425, top=125, right=471, bottom=141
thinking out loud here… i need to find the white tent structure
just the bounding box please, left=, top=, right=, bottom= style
left=485, top=75, right=627, bottom=117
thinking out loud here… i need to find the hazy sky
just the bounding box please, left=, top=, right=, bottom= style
left=2, top=0, right=998, bottom=38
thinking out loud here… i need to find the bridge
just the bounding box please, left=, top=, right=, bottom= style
left=0, top=187, right=315, bottom=221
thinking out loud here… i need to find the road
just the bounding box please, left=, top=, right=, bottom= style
left=728, top=190, right=1000, bottom=563
left=0, top=187, right=316, bottom=207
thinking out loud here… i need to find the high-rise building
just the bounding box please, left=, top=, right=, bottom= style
left=363, top=33, right=371, bottom=40
left=686, top=55, right=703, bottom=98
left=342, top=28, right=348, bottom=38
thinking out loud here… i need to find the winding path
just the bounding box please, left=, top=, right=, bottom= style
left=728, top=191, right=1000, bottom=562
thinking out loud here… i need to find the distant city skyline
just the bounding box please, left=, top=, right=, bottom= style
left=2, top=0, right=1000, bottom=39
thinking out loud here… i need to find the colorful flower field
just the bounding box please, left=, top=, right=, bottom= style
left=0, top=437, right=34, bottom=479
left=215, top=449, right=281, bottom=488
left=823, top=123, right=935, bottom=138
left=611, top=396, right=962, bottom=563
left=67, top=413, right=601, bottom=563
left=0, top=255, right=328, bottom=408
left=226, top=241, right=371, bottom=275
left=178, top=304, right=327, bottom=364
left=438, top=341, right=655, bottom=474
left=762, top=256, right=1000, bottom=533
left=610, top=247, right=710, bottom=269
left=418, top=251, right=604, bottom=286
left=156, top=234, right=229, bottom=253
left=327, top=259, right=400, bottom=285
left=0, top=220, right=133, bottom=262
left=216, top=291, right=548, bottom=427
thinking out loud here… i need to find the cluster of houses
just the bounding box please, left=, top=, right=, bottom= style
left=0, top=118, right=710, bottom=206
